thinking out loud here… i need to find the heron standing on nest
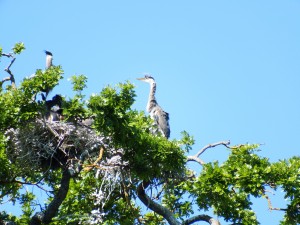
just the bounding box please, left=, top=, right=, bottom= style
left=137, top=75, right=170, bottom=139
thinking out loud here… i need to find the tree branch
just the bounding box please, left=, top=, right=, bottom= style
left=187, top=140, right=230, bottom=165
left=30, top=169, right=71, bottom=225
left=1, top=53, right=13, bottom=58
left=137, top=181, right=181, bottom=225
left=14, top=179, right=50, bottom=193
left=186, top=156, right=205, bottom=165
left=262, top=189, right=287, bottom=211
left=195, top=140, right=230, bottom=158
left=0, top=76, right=11, bottom=86
left=1, top=53, right=16, bottom=89
left=182, top=214, right=221, bottom=225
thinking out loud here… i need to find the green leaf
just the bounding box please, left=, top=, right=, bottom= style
left=70, top=74, right=88, bottom=92
left=12, top=42, right=25, bottom=54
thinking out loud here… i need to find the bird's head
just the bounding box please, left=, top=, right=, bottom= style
left=52, top=94, right=63, bottom=105
left=44, top=50, right=53, bottom=56
left=137, top=75, right=155, bottom=84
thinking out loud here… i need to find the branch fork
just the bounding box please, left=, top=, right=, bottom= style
left=187, top=140, right=230, bottom=165
left=1, top=52, right=17, bottom=88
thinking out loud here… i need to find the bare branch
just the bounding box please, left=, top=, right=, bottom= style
left=1, top=53, right=13, bottom=58
left=262, top=189, right=287, bottom=212
left=186, top=155, right=205, bottom=165
left=187, top=140, right=230, bottom=166
left=30, top=169, right=72, bottom=225
left=195, top=140, right=230, bottom=158
left=14, top=179, right=50, bottom=193
left=0, top=76, right=11, bottom=86
left=1, top=53, right=17, bottom=89
left=0, top=176, right=50, bottom=193
left=182, top=214, right=221, bottom=225
left=137, top=181, right=181, bottom=225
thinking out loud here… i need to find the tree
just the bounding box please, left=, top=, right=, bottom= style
left=0, top=43, right=299, bottom=225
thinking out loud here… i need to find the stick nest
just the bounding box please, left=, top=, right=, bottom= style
left=5, top=119, right=109, bottom=172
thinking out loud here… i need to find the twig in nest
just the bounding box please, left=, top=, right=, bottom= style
left=84, top=147, right=105, bottom=172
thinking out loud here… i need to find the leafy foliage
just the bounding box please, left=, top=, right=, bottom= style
left=70, top=74, right=87, bottom=93
left=12, top=42, right=25, bottom=55
left=184, top=145, right=300, bottom=224
left=0, top=44, right=299, bottom=225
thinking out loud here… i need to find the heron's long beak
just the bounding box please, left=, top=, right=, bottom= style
left=136, top=77, right=146, bottom=81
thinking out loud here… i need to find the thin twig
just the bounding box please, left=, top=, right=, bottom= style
left=14, top=180, right=51, bottom=192
left=0, top=177, right=50, bottom=193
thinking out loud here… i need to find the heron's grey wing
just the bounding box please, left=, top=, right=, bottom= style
left=152, top=107, right=170, bottom=139
left=150, top=108, right=160, bottom=125
left=158, top=110, right=170, bottom=138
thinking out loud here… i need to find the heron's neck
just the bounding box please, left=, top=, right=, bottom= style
left=147, top=81, right=156, bottom=112
left=46, top=56, right=53, bottom=69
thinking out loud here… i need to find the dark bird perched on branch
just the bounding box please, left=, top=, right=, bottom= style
left=45, top=94, right=63, bottom=122
left=137, top=75, right=170, bottom=139
left=46, top=94, right=62, bottom=109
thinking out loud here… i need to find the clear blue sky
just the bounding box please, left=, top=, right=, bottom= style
left=1, top=1, right=300, bottom=224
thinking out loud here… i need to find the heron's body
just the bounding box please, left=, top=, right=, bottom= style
left=45, top=95, right=63, bottom=122
left=47, top=108, right=62, bottom=122
left=42, top=50, right=54, bottom=100
left=137, top=75, right=170, bottom=139
left=45, top=50, right=53, bottom=69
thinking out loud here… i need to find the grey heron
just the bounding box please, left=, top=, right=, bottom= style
left=137, top=75, right=170, bottom=139
left=42, top=50, right=53, bottom=100
left=44, top=50, right=53, bottom=69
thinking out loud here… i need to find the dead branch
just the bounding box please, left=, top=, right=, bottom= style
left=137, top=180, right=181, bottom=225
left=137, top=181, right=221, bottom=225
left=1, top=53, right=13, bottom=58
left=30, top=169, right=72, bottom=225
left=186, top=156, right=205, bottom=165
left=0, top=76, right=11, bottom=86
left=3, top=55, right=17, bottom=89
left=187, top=140, right=230, bottom=165
left=195, top=140, right=230, bottom=157
left=182, top=214, right=221, bottom=225
left=262, top=189, right=287, bottom=211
